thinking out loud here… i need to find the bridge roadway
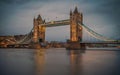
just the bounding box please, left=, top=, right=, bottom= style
left=81, top=42, right=120, bottom=44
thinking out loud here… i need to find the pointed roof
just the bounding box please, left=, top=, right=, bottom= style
left=81, top=12, right=83, bottom=16
left=70, top=9, right=72, bottom=15
left=74, top=6, right=78, bottom=13
left=33, top=16, right=36, bottom=21
left=37, top=14, right=42, bottom=20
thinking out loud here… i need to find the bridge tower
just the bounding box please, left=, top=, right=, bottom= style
left=33, top=14, right=46, bottom=44
left=70, top=6, right=83, bottom=42
left=33, top=17, right=38, bottom=43
left=67, top=7, right=85, bottom=50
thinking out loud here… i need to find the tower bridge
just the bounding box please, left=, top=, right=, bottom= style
left=7, top=7, right=120, bottom=49
left=33, top=7, right=83, bottom=44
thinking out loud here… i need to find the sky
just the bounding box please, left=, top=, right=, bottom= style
left=0, top=0, right=120, bottom=41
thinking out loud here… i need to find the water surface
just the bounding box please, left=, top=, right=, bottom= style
left=0, top=48, right=120, bottom=75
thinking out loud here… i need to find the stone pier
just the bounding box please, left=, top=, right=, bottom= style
left=66, top=41, right=86, bottom=50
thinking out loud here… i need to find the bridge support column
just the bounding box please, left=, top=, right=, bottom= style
left=66, top=41, right=86, bottom=50
left=33, top=17, right=39, bottom=43
left=32, top=14, right=46, bottom=48
left=38, top=25, right=46, bottom=43
left=66, top=7, right=85, bottom=50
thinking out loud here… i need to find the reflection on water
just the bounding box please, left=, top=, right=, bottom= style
left=34, top=49, right=85, bottom=75
left=34, top=49, right=45, bottom=75
left=0, top=48, right=120, bottom=75
left=0, top=49, right=34, bottom=75
left=68, top=50, right=84, bottom=75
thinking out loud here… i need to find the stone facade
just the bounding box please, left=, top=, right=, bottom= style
left=70, top=7, right=83, bottom=42
left=33, top=14, right=45, bottom=43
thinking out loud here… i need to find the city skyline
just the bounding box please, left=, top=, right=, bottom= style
left=0, top=0, right=120, bottom=41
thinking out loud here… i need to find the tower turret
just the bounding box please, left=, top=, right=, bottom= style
left=37, top=14, right=43, bottom=24
left=80, top=12, right=83, bottom=24
left=33, top=17, right=39, bottom=43
left=33, top=17, right=37, bottom=26
left=37, top=14, right=42, bottom=21
left=74, top=6, right=78, bottom=14
left=70, top=9, right=72, bottom=16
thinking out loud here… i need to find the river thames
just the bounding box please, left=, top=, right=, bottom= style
left=0, top=48, right=120, bottom=75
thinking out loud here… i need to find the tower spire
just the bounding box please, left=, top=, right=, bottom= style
left=37, top=14, right=42, bottom=20
left=74, top=6, right=78, bottom=13
left=70, top=9, right=72, bottom=15
left=34, top=16, right=36, bottom=21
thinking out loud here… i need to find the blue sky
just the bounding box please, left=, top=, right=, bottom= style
left=0, top=0, right=120, bottom=41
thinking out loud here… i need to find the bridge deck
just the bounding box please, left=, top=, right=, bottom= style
left=81, top=42, right=120, bottom=44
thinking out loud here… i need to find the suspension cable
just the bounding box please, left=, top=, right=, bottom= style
left=78, top=22, right=116, bottom=42
left=16, top=28, right=33, bottom=44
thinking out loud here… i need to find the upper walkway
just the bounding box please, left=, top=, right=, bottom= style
left=41, top=19, right=70, bottom=27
